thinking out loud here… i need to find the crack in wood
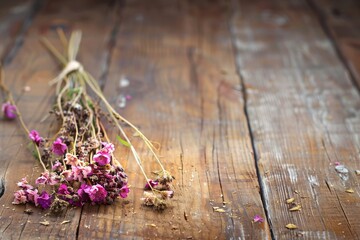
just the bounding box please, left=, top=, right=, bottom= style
left=228, top=0, right=275, bottom=239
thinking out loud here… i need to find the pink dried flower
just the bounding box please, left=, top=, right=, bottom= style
left=162, top=190, right=174, bottom=199
left=119, top=185, right=130, bottom=198
left=2, top=102, right=17, bottom=119
left=144, top=179, right=158, bottom=190
left=77, top=184, right=91, bottom=203
left=12, top=190, right=27, bottom=204
left=334, top=162, right=341, bottom=166
left=84, top=184, right=107, bottom=203
left=253, top=215, right=264, bottom=223
left=65, top=153, right=79, bottom=166
left=35, top=171, right=58, bottom=185
left=29, top=130, right=42, bottom=146
left=93, top=151, right=111, bottom=166
left=72, top=165, right=92, bottom=181
left=25, top=188, right=39, bottom=203
left=52, top=161, right=64, bottom=172
left=36, top=191, right=52, bottom=209
left=52, top=138, right=67, bottom=156
left=61, top=170, right=74, bottom=181
left=17, top=177, right=33, bottom=190
left=101, top=142, right=115, bottom=153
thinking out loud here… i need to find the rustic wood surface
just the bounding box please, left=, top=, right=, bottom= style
left=0, top=0, right=359, bottom=239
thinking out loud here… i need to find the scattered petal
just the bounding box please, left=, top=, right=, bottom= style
left=119, top=76, right=130, bottom=88
left=61, top=220, right=71, bottom=225
left=286, top=198, right=295, bottom=204
left=146, top=223, right=157, bottom=227
left=253, top=215, right=264, bottom=223
left=334, top=162, right=341, bottom=166
left=289, top=205, right=301, bottom=211
left=285, top=223, right=298, bottom=229
left=355, top=170, right=360, bottom=175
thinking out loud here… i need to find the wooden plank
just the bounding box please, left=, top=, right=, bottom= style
left=309, top=0, right=360, bottom=88
left=231, top=0, right=360, bottom=239
left=77, top=0, right=271, bottom=239
left=0, top=0, right=119, bottom=238
left=0, top=0, right=38, bottom=62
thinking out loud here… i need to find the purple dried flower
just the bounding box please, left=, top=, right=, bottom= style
left=77, top=184, right=91, bottom=203
left=29, top=130, right=42, bottom=146
left=119, top=185, right=130, bottom=198
left=93, top=151, right=111, bottom=166
left=144, top=179, right=158, bottom=190
left=84, top=184, right=107, bottom=203
left=61, top=170, right=74, bottom=181
left=12, top=190, right=27, bottom=204
left=253, top=215, right=264, bottom=223
left=57, top=184, right=70, bottom=195
left=52, top=138, right=67, bottom=156
left=2, top=102, right=17, bottom=119
left=36, top=191, right=52, bottom=209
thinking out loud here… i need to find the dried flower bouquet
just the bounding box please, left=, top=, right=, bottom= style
left=2, top=30, right=174, bottom=212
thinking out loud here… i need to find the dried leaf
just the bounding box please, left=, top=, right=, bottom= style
left=215, top=208, right=226, bottom=213
left=289, top=205, right=301, bottom=211
left=286, top=198, right=295, bottom=204
left=345, top=189, right=354, bottom=193
left=40, top=220, right=50, bottom=226
left=61, top=220, right=71, bottom=225
left=285, top=223, right=297, bottom=229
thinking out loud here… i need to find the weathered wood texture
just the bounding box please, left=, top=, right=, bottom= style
left=231, top=0, right=360, bottom=239
left=0, top=0, right=119, bottom=238
left=0, top=0, right=37, bottom=62
left=310, top=0, right=360, bottom=88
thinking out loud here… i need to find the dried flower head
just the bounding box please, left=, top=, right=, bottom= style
left=2, top=102, right=17, bottom=119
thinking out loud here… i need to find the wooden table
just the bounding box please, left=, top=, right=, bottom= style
left=0, top=0, right=359, bottom=239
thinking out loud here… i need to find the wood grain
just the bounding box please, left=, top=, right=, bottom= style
left=231, top=0, right=360, bottom=239
left=309, top=0, right=360, bottom=88
left=0, top=0, right=38, bottom=62
left=0, top=0, right=119, bottom=238
left=77, top=0, right=271, bottom=239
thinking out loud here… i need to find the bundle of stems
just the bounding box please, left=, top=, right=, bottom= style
left=8, top=30, right=174, bottom=211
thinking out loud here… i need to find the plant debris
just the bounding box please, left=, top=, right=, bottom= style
left=214, top=208, right=226, bottom=213
left=345, top=189, right=354, bottom=193
left=355, top=170, right=360, bottom=175
left=24, top=209, right=33, bottom=214
left=61, top=220, right=71, bottom=225
left=289, top=205, right=301, bottom=211
left=285, top=223, right=297, bottom=229
left=335, top=165, right=349, bottom=174
left=286, top=198, right=295, bottom=204
left=40, top=220, right=50, bottom=226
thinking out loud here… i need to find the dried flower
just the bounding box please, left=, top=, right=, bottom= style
left=65, top=153, right=79, bottom=166
left=29, top=130, right=42, bottom=146
left=84, top=184, right=107, bottom=204
left=2, top=102, right=17, bottom=119
left=253, top=215, right=264, bottom=223
left=52, top=161, right=64, bottom=172
left=36, top=191, right=52, bottom=209
left=52, top=138, right=67, bottom=156
left=119, top=185, right=130, bottom=198
left=144, top=179, right=159, bottom=190
left=93, top=151, right=111, bottom=166
left=12, top=190, right=27, bottom=204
